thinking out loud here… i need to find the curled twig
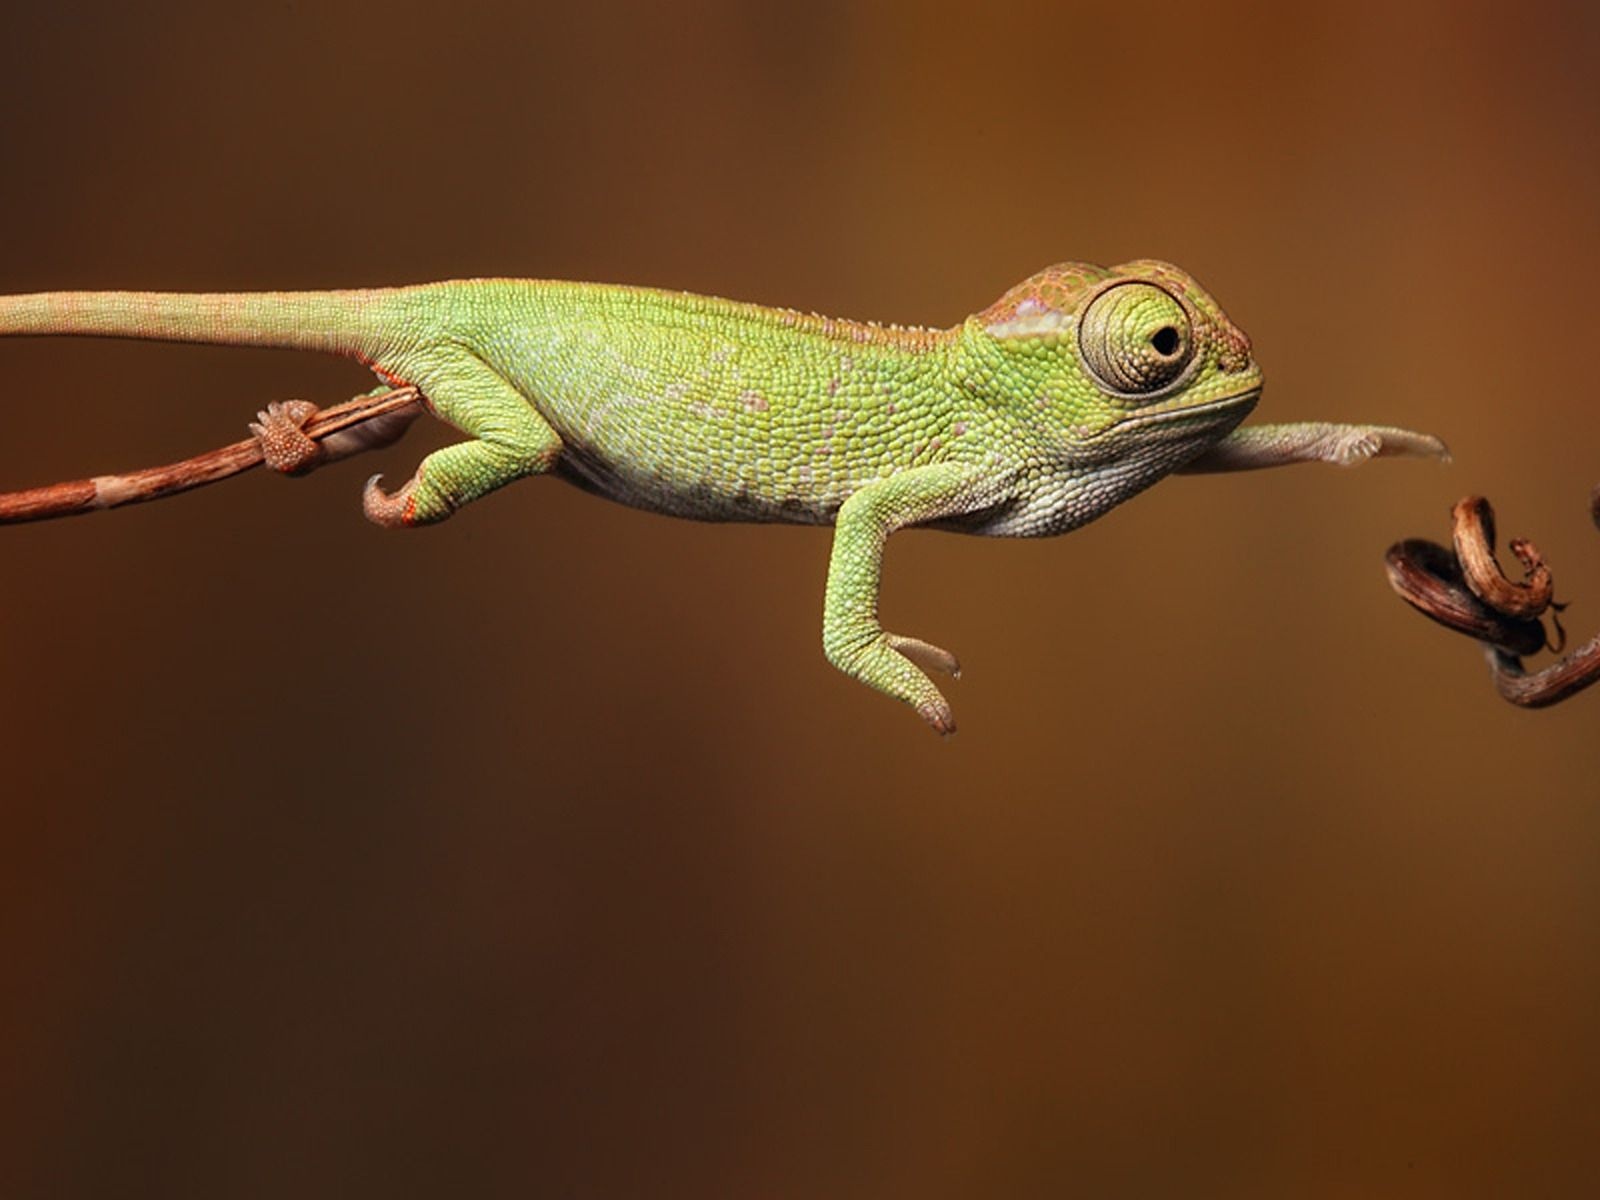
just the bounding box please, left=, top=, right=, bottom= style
left=1449, top=495, right=1555, bottom=619
left=1383, top=538, right=1547, bottom=656
left=0, top=386, right=420, bottom=524
left=1387, top=490, right=1600, bottom=707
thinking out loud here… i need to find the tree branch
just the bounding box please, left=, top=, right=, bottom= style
left=1386, top=489, right=1600, bottom=707
left=0, top=386, right=420, bottom=524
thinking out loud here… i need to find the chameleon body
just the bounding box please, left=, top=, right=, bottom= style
left=0, top=261, right=1445, bottom=731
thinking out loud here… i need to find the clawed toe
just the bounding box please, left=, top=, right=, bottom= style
left=916, top=697, right=957, bottom=737
left=1333, top=431, right=1383, bottom=465
left=884, top=633, right=962, bottom=678
left=362, top=473, right=415, bottom=528
left=1377, top=428, right=1451, bottom=462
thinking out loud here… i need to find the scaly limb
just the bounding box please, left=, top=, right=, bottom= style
left=822, top=462, right=1009, bottom=735
left=360, top=349, right=562, bottom=528
left=1179, top=422, right=1450, bottom=472
left=1385, top=489, right=1600, bottom=707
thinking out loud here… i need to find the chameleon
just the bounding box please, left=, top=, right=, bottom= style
left=0, top=260, right=1445, bottom=732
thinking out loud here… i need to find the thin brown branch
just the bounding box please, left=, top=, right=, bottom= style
left=1387, top=489, right=1600, bottom=707
left=0, top=386, right=420, bottom=525
left=1487, top=642, right=1600, bottom=708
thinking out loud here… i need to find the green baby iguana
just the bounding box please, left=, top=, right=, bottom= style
left=0, top=260, right=1445, bottom=732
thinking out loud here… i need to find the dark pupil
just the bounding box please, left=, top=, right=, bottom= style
left=1150, top=326, right=1181, bottom=356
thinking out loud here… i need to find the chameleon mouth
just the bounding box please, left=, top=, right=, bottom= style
left=1103, top=386, right=1262, bottom=435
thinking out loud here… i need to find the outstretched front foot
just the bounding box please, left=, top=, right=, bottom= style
left=1285, top=424, right=1450, bottom=466
left=1180, top=422, right=1450, bottom=473
left=249, top=400, right=324, bottom=475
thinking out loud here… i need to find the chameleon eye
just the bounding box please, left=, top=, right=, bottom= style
left=1078, top=282, right=1195, bottom=397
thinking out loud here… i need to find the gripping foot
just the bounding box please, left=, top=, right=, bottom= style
left=249, top=400, right=324, bottom=475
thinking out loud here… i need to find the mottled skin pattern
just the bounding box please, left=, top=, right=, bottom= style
left=0, top=262, right=1446, bottom=731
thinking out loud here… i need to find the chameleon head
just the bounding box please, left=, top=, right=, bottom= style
left=958, top=259, right=1263, bottom=471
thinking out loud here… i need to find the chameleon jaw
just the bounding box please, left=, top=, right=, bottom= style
left=1100, top=386, right=1263, bottom=437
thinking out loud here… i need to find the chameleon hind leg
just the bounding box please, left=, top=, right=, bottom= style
left=362, top=349, right=562, bottom=527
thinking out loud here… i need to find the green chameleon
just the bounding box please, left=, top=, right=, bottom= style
left=0, top=261, right=1444, bottom=732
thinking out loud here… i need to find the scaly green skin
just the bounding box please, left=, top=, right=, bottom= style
left=0, top=261, right=1447, bottom=732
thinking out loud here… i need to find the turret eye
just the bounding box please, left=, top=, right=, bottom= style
left=1078, top=283, right=1195, bottom=397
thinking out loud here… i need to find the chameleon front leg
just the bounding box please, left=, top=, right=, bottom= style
left=823, top=461, right=1006, bottom=734
left=362, top=349, right=563, bottom=527
left=1178, top=422, right=1449, bottom=472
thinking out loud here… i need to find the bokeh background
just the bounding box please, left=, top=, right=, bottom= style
left=2, top=2, right=1597, bottom=1195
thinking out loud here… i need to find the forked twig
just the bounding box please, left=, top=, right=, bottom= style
left=1386, top=489, right=1600, bottom=707
left=0, top=386, right=420, bottom=524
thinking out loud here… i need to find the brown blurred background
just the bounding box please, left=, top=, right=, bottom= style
left=1, top=1, right=1597, bottom=1195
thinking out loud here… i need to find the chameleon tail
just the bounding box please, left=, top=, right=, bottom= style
left=0, top=287, right=424, bottom=365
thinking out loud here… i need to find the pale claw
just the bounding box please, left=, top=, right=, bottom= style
left=885, top=634, right=962, bottom=679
